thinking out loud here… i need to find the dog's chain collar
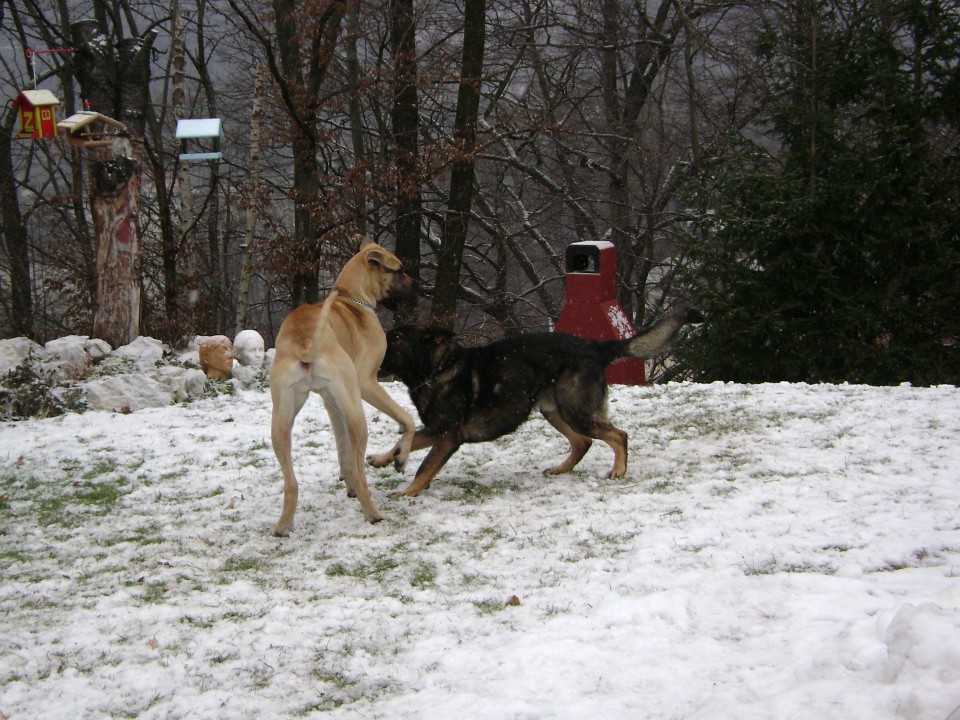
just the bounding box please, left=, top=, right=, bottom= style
left=411, top=376, right=436, bottom=392
left=340, top=294, right=376, bottom=312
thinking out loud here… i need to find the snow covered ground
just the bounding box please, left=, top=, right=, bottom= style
left=1, top=381, right=959, bottom=720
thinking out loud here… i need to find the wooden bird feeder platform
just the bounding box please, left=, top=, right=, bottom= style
left=58, top=111, right=126, bottom=149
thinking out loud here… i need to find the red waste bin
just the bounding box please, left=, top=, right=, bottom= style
left=554, top=241, right=646, bottom=385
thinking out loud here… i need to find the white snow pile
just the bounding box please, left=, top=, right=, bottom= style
left=1, top=381, right=959, bottom=719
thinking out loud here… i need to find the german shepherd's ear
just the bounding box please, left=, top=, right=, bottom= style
left=355, top=233, right=374, bottom=251
left=366, top=248, right=402, bottom=272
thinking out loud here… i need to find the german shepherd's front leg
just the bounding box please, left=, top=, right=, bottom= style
left=362, top=381, right=417, bottom=471
left=390, top=433, right=460, bottom=498
left=369, top=427, right=433, bottom=469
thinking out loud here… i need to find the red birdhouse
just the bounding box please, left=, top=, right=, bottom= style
left=554, top=241, right=646, bottom=385
left=13, top=89, right=60, bottom=139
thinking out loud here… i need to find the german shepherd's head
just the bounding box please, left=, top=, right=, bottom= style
left=381, top=326, right=457, bottom=386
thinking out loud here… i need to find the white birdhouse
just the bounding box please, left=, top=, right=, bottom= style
left=175, top=118, right=223, bottom=161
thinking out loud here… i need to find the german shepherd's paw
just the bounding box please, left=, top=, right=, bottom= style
left=368, top=446, right=408, bottom=472
left=367, top=449, right=394, bottom=468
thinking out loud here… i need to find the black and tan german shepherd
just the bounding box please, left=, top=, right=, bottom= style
left=373, top=305, right=703, bottom=497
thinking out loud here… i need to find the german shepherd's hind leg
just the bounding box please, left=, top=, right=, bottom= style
left=565, top=412, right=629, bottom=478
left=270, top=382, right=310, bottom=537
left=555, top=391, right=628, bottom=478
left=593, top=422, right=628, bottom=479
left=540, top=406, right=593, bottom=474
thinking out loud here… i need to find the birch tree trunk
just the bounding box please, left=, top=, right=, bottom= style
left=171, top=2, right=196, bottom=319
left=345, top=0, right=368, bottom=236
left=235, top=65, right=265, bottom=335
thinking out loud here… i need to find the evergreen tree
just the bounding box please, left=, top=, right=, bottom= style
left=681, top=0, right=960, bottom=385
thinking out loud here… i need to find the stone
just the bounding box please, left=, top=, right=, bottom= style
left=0, top=337, right=46, bottom=376
left=154, top=366, right=208, bottom=402
left=82, top=374, right=173, bottom=412
left=113, top=336, right=165, bottom=372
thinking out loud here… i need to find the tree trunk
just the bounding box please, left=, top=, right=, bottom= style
left=171, top=2, right=195, bottom=324
left=391, top=0, right=422, bottom=323
left=0, top=112, right=32, bottom=337
left=236, top=65, right=265, bottom=335
left=71, top=20, right=157, bottom=348
left=196, top=0, right=225, bottom=331
left=345, top=0, right=368, bottom=236
left=89, top=142, right=141, bottom=347
left=431, top=0, right=486, bottom=329
left=600, top=0, right=679, bottom=324
left=272, top=0, right=345, bottom=306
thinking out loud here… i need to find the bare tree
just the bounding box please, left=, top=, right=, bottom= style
left=431, top=0, right=486, bottom=329
left=390, top=0, right=423, bottom=323
left=0, top=0, right=769, bottom=346
left=0, top=110, right=32, bottom=336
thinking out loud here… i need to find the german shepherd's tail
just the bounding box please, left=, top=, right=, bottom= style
left=305, top=289, right=340, bottom=361
left=598, top=304, right=703, bottom=366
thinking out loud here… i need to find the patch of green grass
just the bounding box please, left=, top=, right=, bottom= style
left=182, top=615, right=216, bottom=629
left=75, top=479, right=125, bottom=507
left=425, top=531, right=454, bottom=546
left=0, top=547, right=28, bottom=568
left=208, top=651, right=238, bottom=665
left=590, top=527, right=640, bottom=546
left=103, top=523, right=164, bottom=548
left=313, top=669, right=357, bottom=691
left=458, top=571, right=485, bottom=588
left=450, top=478, right=496, bottom=503
left=541, top=603, right=572, bottom=617
left=36, top=479, right=125, bottom=528
left=741, top=556, right=779, bottom=576
left=141, top=583, right=167, bottom=604
left=59, top=458, right=83, bottom=474
left=221, top=556, right=266, bottom=573
left=648, top=479, right=677, bottom=493
left=711, top=484, right=739, bottom=497
left=472, top=597, right=507, bottom=615
left=742, top=555, right=837, bottom=576
left=326, top=553, right=400, bottom=580
left=409, top=561, right=437, bottom=588
left=446, top=478, right=521, bottom=504
left=2, top=470, right=40, bottom=494
left=81, top=458, right=118, bottom=480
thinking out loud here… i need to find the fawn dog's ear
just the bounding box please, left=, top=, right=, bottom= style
left=366, top=248, right=402, bottom=272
